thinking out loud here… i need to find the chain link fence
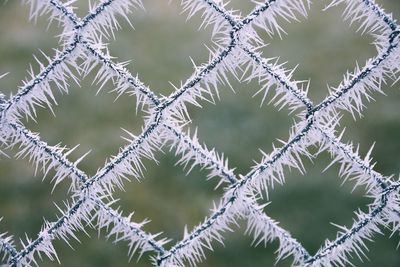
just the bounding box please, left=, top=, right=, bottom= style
left=0, top=0, right=399, bottom=266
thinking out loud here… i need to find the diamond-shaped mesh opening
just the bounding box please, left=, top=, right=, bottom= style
left=107, top=0, right=215, bottom=96
left=113, top=150, right=225, bottom=245
left=195, top=219, right=295, bottom=267
left=0, top=1, right=60, bottom=96
left=185, top=71, right=295, bottom=175
left=0, top=146, right=71, bottom=248
left=258, top=0, right=376, bottom=102
left=23, top=67, right=146, bottom=175
left=264, top=150, right=370, bottom=254
left=338, top=87, right=400, bottom=175
left=200, top=225, right=400, bottom=267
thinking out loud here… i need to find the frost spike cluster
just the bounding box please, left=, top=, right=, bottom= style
left=0, top=0, right=399, bottom=266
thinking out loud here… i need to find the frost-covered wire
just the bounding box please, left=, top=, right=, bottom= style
left=2, top=120, right=167, bottom=266
left=304, top=182, right=400, bottom=267
left=0, top=227, right=17, bottom=262
left=159, top=121, right=311, bottom=265
left=0, top=0, right=399, bottom=266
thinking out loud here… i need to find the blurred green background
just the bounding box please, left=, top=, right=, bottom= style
left=0, top=0, right=400, bottom=266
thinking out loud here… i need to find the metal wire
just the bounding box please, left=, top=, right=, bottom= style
left=0, top=0, right=399, bottom=266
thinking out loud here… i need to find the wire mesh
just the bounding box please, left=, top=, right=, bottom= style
left=0, top=0, right=399, bottom=266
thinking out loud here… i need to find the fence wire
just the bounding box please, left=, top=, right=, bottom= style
left=0, top=0, right=399, bottom=266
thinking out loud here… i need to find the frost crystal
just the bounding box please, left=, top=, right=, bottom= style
left=0, top=0, right=399, bottom=266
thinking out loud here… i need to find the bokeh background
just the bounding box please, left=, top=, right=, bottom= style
left=0, top=0, right=400, bottom=266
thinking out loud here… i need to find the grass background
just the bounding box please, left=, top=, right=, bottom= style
left=0, top=0, right=400, bottom=266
